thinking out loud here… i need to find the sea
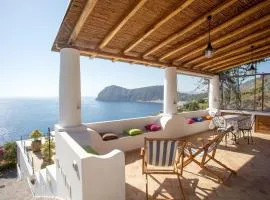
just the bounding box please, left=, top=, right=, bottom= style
left=0, top=97, right=162, bottom=143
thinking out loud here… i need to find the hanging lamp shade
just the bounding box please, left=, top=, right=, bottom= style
left=248, top=45, right=256, bottom=71
left=204, top=15, right=215, bottom=58
left=249, top=63, right=256, bottom=71
left=204, top=42, right=214, bottom=58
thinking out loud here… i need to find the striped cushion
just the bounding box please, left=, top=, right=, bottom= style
left=146, top=140, right=177, bottom=166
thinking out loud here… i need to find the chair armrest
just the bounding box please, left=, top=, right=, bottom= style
left=186, top=142, right=203, bottom=149
left=140, top=147, right=145, bottom=156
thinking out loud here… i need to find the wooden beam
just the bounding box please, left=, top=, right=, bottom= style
left=215, top=52, right=270, bottom=73
left=174, top=15, right=270, bottom=65
left=158, top=1, right=269, bottom=61
left=99, top=0, right=148, bottom=49
left=143, top=0, right=237, bottom=58
left=208, top=46, right=270, bottom=71
left=55, top=44, right=213, bottom=76
left=197, top=34, right=270, bottom=70
left=68, top=0, right=98, bottom=44
left=123, top=0, right=196, bottom=54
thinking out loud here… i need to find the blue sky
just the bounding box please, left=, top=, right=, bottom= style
left=0, top=1, right=269, bottom=97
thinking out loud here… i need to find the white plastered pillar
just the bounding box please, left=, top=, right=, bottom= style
left=59, top=48, right=81, bottom=127
left=164, top=67, right=177, bottom=115
left=209, top=75, right=220, bottom=110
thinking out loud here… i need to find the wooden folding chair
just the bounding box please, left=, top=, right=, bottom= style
left=183, top=133, right=236, bottom=183
left=141, top=138, right=186, bottom=200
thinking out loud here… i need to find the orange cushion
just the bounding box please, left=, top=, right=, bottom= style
left=205, top=115, right=213, bottom=120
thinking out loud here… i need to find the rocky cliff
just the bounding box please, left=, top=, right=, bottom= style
left=96, top=85, right=207, bottom=102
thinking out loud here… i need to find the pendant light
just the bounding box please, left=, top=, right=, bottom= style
left=204, top=15, right=215, bottom=58
left=248, top=45, right=256, bottom=71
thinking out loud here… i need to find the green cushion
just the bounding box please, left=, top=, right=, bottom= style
left=125, top=128, right=143, bottom=136
left=83, top=146, right=99, bottom=155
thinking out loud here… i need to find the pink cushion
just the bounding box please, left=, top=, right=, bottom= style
left=145, top=124, right=155, bottom=131
left=150, top=124, right=161, bottom=131
left=187, top=118, right=195, bottom=124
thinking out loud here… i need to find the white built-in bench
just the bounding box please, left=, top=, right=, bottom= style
left=85, top=110, right=211, bottom=154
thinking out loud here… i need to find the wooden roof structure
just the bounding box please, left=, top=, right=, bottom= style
left=52, top=0, right=270, bottom=75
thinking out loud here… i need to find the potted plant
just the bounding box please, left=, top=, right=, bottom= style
left=30, top=130, right=42, bottom=152
left=41, top=139, right=55, bottom=168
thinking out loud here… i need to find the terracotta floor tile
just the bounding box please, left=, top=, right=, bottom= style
left=125, top=131, right=270, bottom=200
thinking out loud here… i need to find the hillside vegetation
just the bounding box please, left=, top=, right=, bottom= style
left=96, top=85, right=207, bottom=102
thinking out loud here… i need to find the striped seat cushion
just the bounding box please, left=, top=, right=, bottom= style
left=146, top=140, right=178, bottom=166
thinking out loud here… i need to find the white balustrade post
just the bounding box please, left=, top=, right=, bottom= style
left=164, top=67, right=177, bottom=115
left=59, top=48, right=81, bottom=127
left=209, top=75, right=220, bottom=110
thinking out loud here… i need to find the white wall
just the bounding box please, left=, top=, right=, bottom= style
left=16, top=141, right=33, bottom=180
left=82, top=150, right=125, bottom=200
left=54, top=111, right=210, bottom=200
left=85, top=111, right=210, bottom=154
left=56, top=132, right=86, bottom=200
left=55, top=131, right=125, bottom=200
left=85, top=115, right=162, bottom=134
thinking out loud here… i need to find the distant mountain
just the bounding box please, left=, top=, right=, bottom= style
left=96, top=85, right=207, bottom=102
left=239, top=75, right=270, bottom=90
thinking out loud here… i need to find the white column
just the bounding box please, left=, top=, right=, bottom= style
left=209, top=75, right=220, bottom=110
left=59, top=48, right=81, bottom=127
left=164, top=67, right=177, bottom=115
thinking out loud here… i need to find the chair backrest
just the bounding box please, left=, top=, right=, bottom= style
left=238, top=115, right=255, bottom=130
left=206, top=132, right=225, bottom=154
left=212, top=116, right=225, bottom=128
left=250, top=114, right=255, bottom=129
left=144, top=138, right=185, bottom=167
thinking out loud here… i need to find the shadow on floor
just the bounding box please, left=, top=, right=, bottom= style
left=0, top=168, right=17, bottom=179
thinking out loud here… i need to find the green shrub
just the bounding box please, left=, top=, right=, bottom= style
left=3, top=141, right=17, bottom=164
left=0, top=162, right=16, bottom=171
left=183, top=101, right=200, bottom=111
left=30, top=130, right=43, bottom=140
left=41, top=139, right=55, bottom=162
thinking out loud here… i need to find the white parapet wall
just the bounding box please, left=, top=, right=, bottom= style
left=55, top=131, right=125, bottom=200
left=52, top=110, right=210, bottom=199
left=16, top=141, right=34, bottom=180
left=84, top=110, right=210, bottom=154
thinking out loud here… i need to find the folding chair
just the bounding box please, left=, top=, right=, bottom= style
left=183, top=133, right=236, bottom=183
left=141, top=138, right=186, bottom=200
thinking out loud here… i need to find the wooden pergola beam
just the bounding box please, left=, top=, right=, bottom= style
left=158, top=1, right=269, bottom=61
left=123, top=0, right=196, bottom=54
left=55, top=44, right=213, bottom=76
left=174, top=15, right=270, bottom=65
left=68, top=0, right=98, bottom=44
left=143, top=0, right=237, bottom=58
left=207, top=46, right=270, bottom=71
left=215, top=52, right=270, bottom=73
left=197, top=34, right=270, bottom=70
left=99, top=0, right=148, bottom=49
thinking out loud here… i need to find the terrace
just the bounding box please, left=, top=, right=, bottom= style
left=17, top=0, right=270, bottom=199
left=125, top=131, right=270, bottom=200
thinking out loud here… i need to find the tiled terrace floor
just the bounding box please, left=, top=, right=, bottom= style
left=125, top=131, right=270, bottom=200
